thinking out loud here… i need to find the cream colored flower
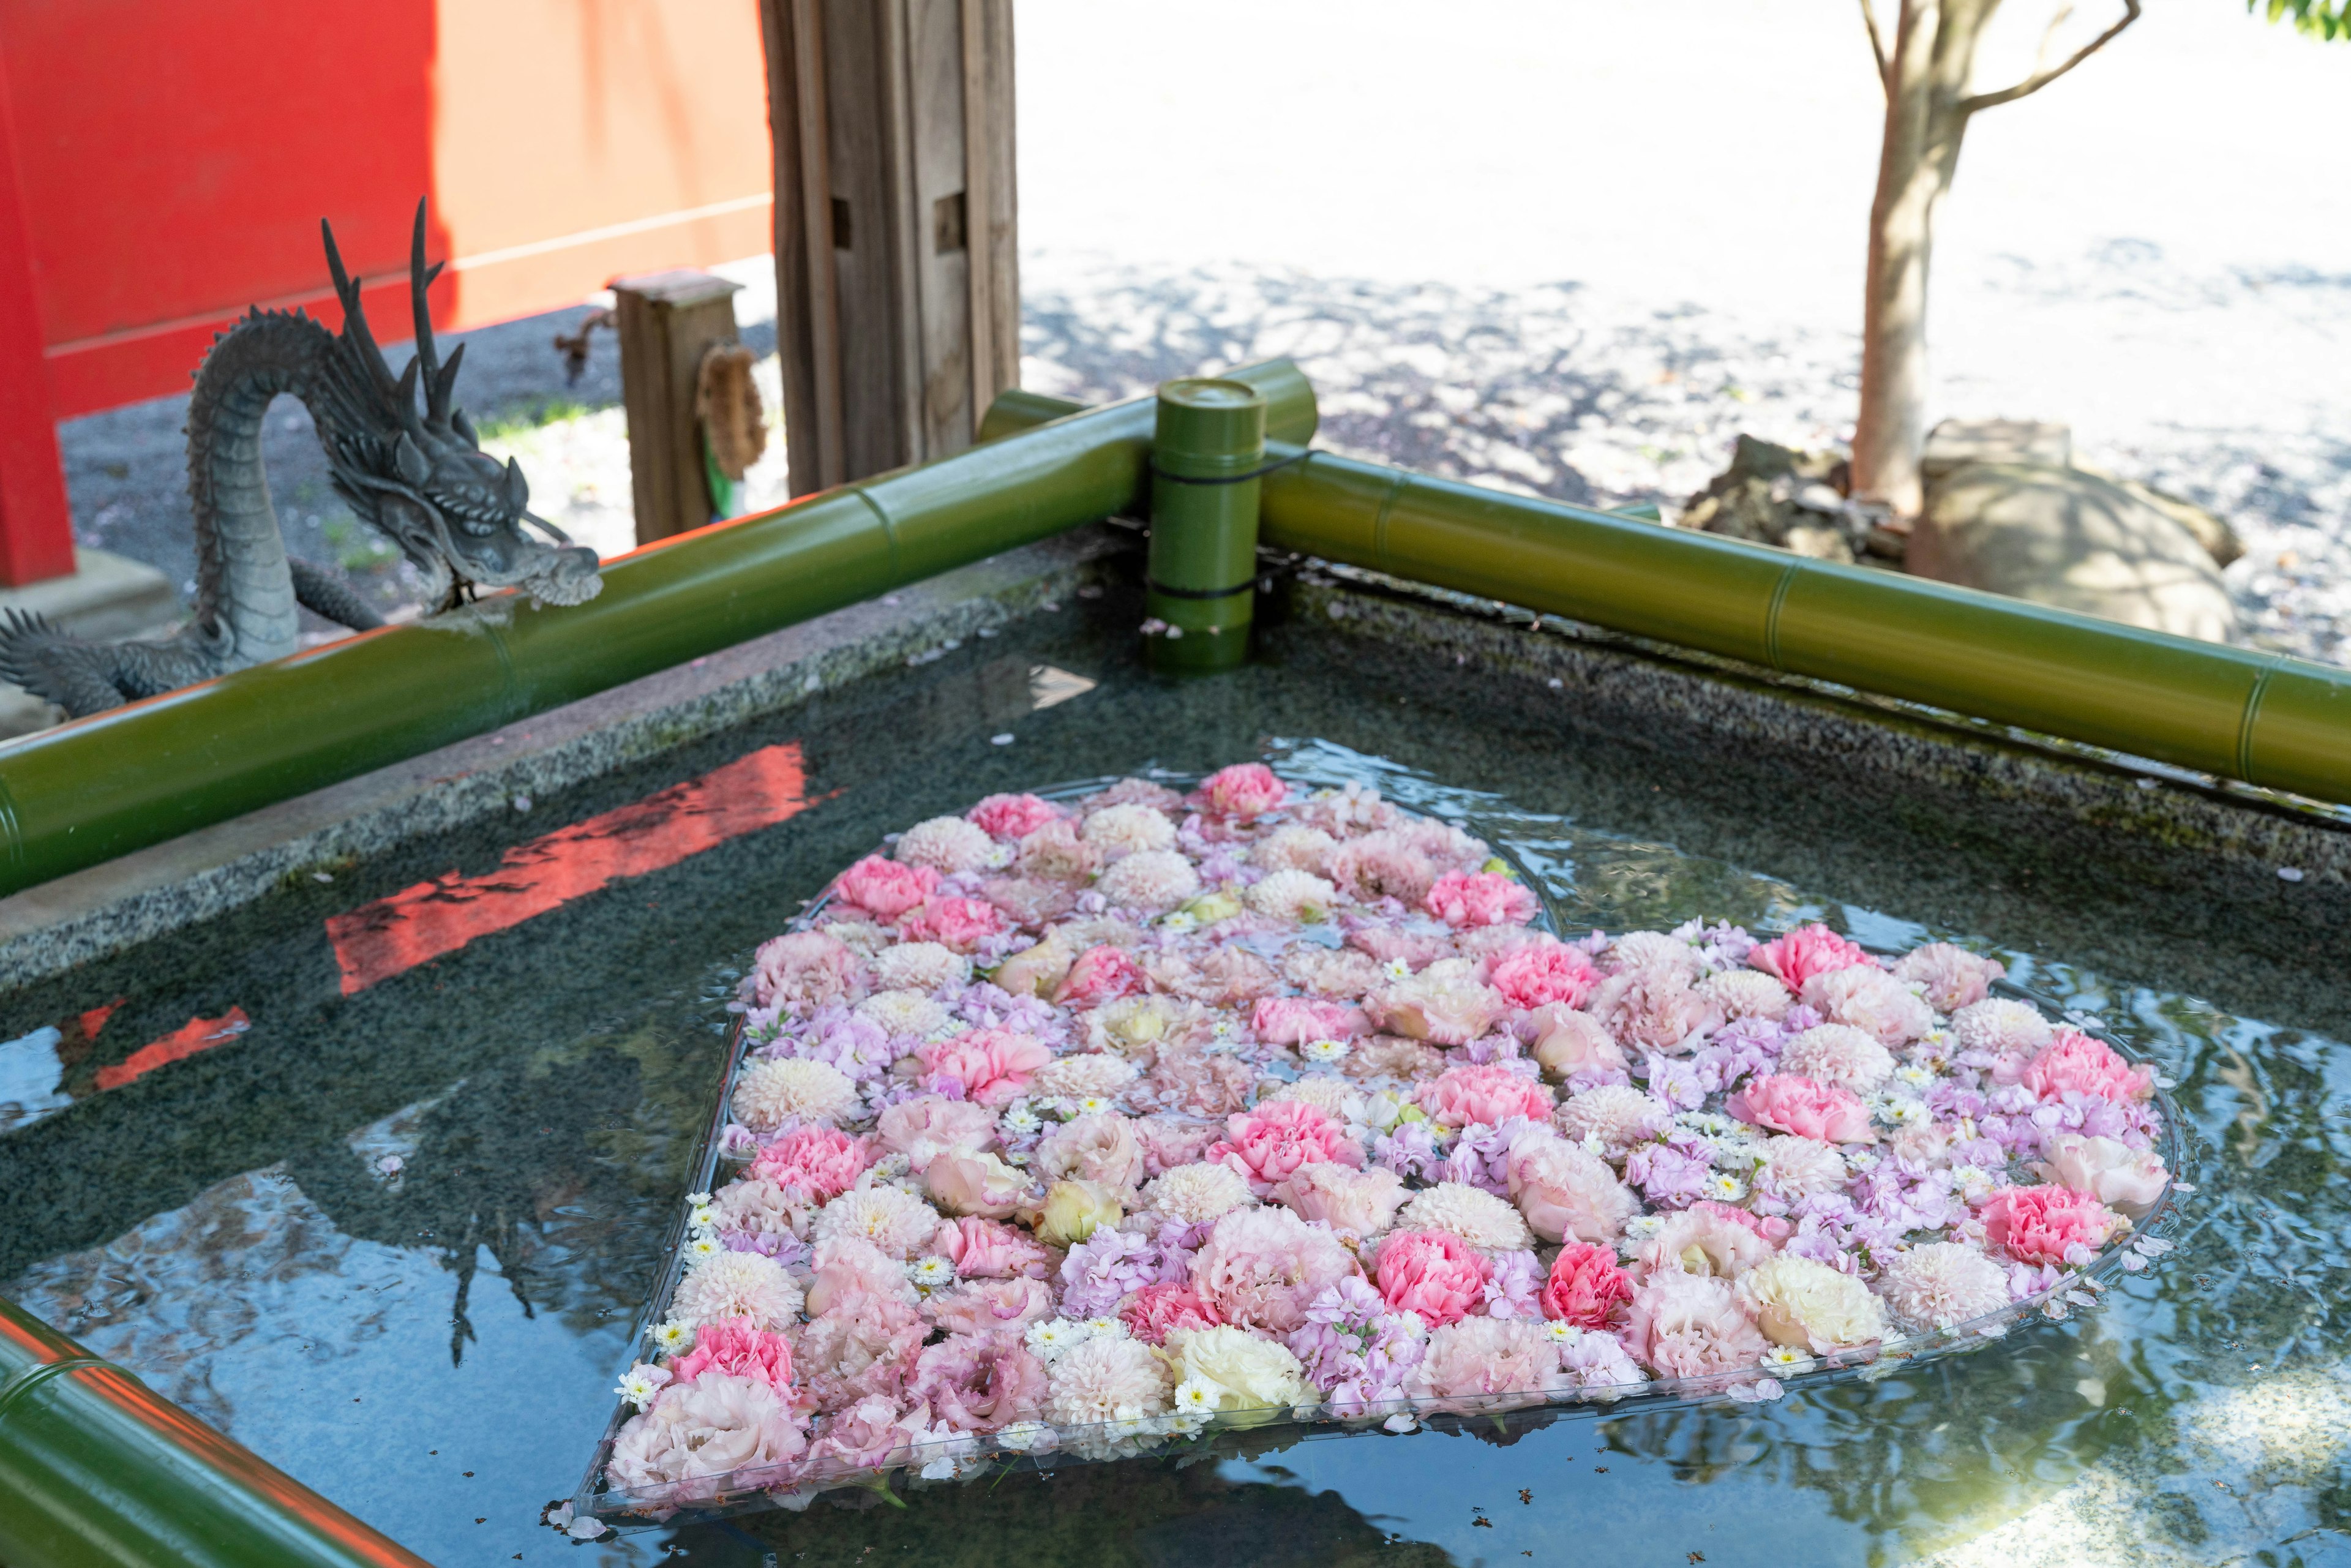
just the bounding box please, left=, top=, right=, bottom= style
left=809, top=1184, right=943, bottom=1260
left=1081, top=803, right=1177, bottom=857
left=1395, top=1180, right=1533, bottom=1251
left=1141, top=1161, right=1258, bottom=1226
left=896, top=816, right=999, bottom=874
left=669, top=1250, right=804, bottom=1330
left=872, top=941, right=972, bottom=994
left=732, top=1057, right=860, bottom=1131
left=1166, top=1325, right=1311, bottom=1411
left=1739, top=1255, right=1888, bottom=1352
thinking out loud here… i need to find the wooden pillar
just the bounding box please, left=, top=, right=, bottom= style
left=759, top=0, right=1018, bottom=497
left=611, top=269, right=744, bottom=546
left=0, top=51, right=75, bottom=585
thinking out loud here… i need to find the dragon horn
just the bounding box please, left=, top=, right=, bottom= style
left=321, top=216, right=405, bottom=405
left=408, top=197, right=451, bottom=424
left=432, top=340, right=467, bottom=421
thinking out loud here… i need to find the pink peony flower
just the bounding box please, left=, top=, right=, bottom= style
left=923, top=1276, right=1056, bottom=1337
left=1367, top=958, right=1508, bottom=1046
left=669, top=1318, right=795, bottom=1393
left=748, top=1125, right=871, bottom=1199
left=609, top=1373, right=808, bottom=1493
left=1892, top=942, right=2006, bottom=1013
left=1584, top=967, right=1722, bottom=1055
left=911, top=1330, right=1048, bottom=1432
left=916, top=1028, right=1053, bottom=1106
left=1190, top=1206, right=1362, bottom=1334
left=1206, top=1100, right=1365, bottom=1196
left=1488, top=940, right=1599, bottom=1010
left=1423, top=870, right=1540, bottom=930
left=1507, top=1136, right=1640, bottom=1244
left=898, top=896, right=1005, bottom=953
left=1748, top=924, right=1877, bottom=993
left=1528, top=1006, right=1630, bottom=1081
left=873, top=1096, right=996, bottom=1172
left=744, top=930, right=869, bottom=1013
left=1375, top=1228, right=1491, bottom=1328
left=1624, top=1272, right=1770, bottom=1380
left=1978, top=1184, right=2126, bottom=1267
left=1541, top=1242, right=1637, bottom=1329
left=1052, top=945, right=1144, bottom=1010
left=1250, top=994, right=1371, bottom=1045
left=1727, top=1074, right=1878, bottom=1144
left=2033, top=1132, right=2169, bottom=1215
left=804, top=1392, right=910, bottom=1472
left=1419, top=1062, right=1557, bottom=1129
left=1801, top=968, right=1933, bottom=1049
left=798, top=1288, right=926, bottom=1412
left=1411, top=1318, right=1570, bottom=1411
left=932, top=1215, right=1056, bottom=1280
left=1272, top=1161, right=1409, bottom=1237
left=2019, top=1030, right=2156, bottom=1106
left=1120, top=1283, right=1225, bottom=1346
left=831, top=854, right=940, bottom=920
left=1198, top=762, right=1289, bottom=818
left=803, top=1239, right=915, bottom=1318
left=967, top=793, right=1062, bottom=841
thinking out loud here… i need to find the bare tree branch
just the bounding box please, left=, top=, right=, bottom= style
left=2033, top=3, right=2078, bottom=75
left=1959, top=0, right=2140, bottom=114
left=1859, top=0, right=1892, bottom=97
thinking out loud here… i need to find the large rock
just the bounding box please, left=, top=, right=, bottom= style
left=1909, top=462, right=2238, bottom=643
left=1679, top=435, right=1867, bottom=563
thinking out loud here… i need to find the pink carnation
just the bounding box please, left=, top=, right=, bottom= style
left=873, top=1096, right=996, bottom=1172
left=1052, top=945, right=1144, bottom=1010
left=1726, top=1073, right=1878, bottom=1144
left=917, top=1028, right=1053, bottom=1106
left=832, top=854, right=940, bottom=920
left=1250, top=994, right=1371, bottom=1045
left=1190, top=1206, right=1362, bottom=1334
left=744, top=931, right=868, bottom=1013
left=1487, top=940, right=1598, bottom=1010
left=1198, top=763, right=1289, bottom=818
left=1978, top=1184, right=2125, bottom=1267
left=1584, top=968, right=1720, bottom=1055
left=931, top=1215, right=1056, bottom=1280
left=1207, top=1100, right=1364, bottom=1196
left=1747, top=923, right=1877, bottom=993
left=898, top=897, right=1005, bottom=953
left=1624, top=1272, right=1769, bottom=1379
left=668, top=1317, right=795, bottom=1393
left=1419, top=1062, right=1556, bottom=1129
left=748, top=1125, right=871, bottom=1199
left=2019, top=1030, right=2156, bottom=1106
left=1423, top=870, right=1539, bottom=930
left=967, top=793, right=1061, bottom=841
left=1541, top=1243, right=1636, bottom=1329
left=1119, top=1283, right=1224, bottom=1346
left=1375, top=1228, right=1491, bottom=1328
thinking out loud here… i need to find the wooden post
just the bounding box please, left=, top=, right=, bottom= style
left=611, top=269, right=744, bottom=546
left=759, top=0, right=1018, bottom=497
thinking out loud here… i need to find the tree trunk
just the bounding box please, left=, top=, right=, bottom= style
left=1851, top=0, right=2000, bottom=519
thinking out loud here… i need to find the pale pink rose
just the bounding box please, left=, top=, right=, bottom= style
left=916, top=1028, right=1053, bottom=1106
left=1036, top=1112, right=1148, bottom=1193
left=1119, top=1283, right=1223, bottom=1346
left=924, top=1150, right=1031, bottom=1218
left=1978, top=1184, right=2126, bottom=1266
left=1197, top=762, right=1289, bottom=818
left=1052, top=945, right=1144, bottom=1010
left=1528, top=1006, right=1630, bottom=1081
left=749, top=1125, right=871, bottom=1199
left=1325, top=831, right=1442, bottom=905
left=1419, top=1062, right=1556, bottom=1129
left=1636, top=1206, right=1776, bottom=1281
left=1542, top=1242, right=1636, bottom=1328
left=1134, top=1113, right=1224, bottom=1176
left=668, top=1318, right=795, bottom=1393
left=992, top=934, right=1074, bottom=999
left=874, top=1096, right=996, bottom=1172
left=1801, top=968, right=1933, bottom=1048
left=2033, top=1132, right=2169, bottom=1215
left=1013, top=819, right=1101, bottom=883
left=967, top=792, right=1062, bottom=841
left=1507, top=1136, right=1640, bottom=1244
left=2019, top=1030, right=2156, bottom=1105
left=1345, top=923, right=1458, bottom=970
left=745, top=930, right=869, bottom=1013
left=1747, top=924, right=1877, bottom=992
left=1367, top=958, right=1508, bottom=1046
left=804, top=1391, right=910, bottom=1471
left=911, top=1330, right=1049, bottom=1432
left=1207, top=1100, right=1365, bottom=1195
left=1892, top=942, right=2006, bottom=1012
left=923, top=1275, right=1056, bottom=1336
left=1190, top=1206, right=1362, bottom=1333
left=1584, top=967, right=1722, bottom=1055
left=1375, top=1228, right=1491, bottom=1327
left=898, top=896, right=1006, bottom=953
left=1251, top=994, right=1371, bottom=1045
left=609, top=1373, right=808, bottom=1492
left=1423, top=870, right=1540, bottom=930
left=1624, top=1272, right=1769, bottom=1379
left=1726, top=1074, right=1878, bottom=1144
left=932, top=1215, right=1056, bottom=1280
left=798, top=1288, right=926, bottom=1412
left=1488, top=940, right=1599, bottom=1010
left=803, top=1239, right=915, bottom=1318
left=1411, top=1318, right=1571, bottom=1410
left=831, top=854, right=940, bottom=920
left=1271, top=1161, right=1409, bottom=1237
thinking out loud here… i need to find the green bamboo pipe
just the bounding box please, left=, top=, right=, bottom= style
left=0, top=1297, right=433, bottom=1567
left=983, top=389, right=2351, bottom=805
left=1145, top=378, right=1267, bottom=671
left=0, top=362, right=1316, bottom=896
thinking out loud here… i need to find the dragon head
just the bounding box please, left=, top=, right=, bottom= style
left=320, top=204, right=604, bottom=610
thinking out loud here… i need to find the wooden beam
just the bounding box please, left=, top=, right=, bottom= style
left=611, top=269, right=744, bottom=546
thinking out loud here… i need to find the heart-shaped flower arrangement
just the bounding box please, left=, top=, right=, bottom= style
left=582, top=765, right=2179, bottom=1517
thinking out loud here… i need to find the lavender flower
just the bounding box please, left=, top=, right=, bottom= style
left=1286, top=1278, right=1425, bottom=1406
left=1481, top=1249, right=1543, bottom=1321
left=1056, top=1226, right=1176, bottom=1319
left=1622, top=1142, right=1713, bottom=1208
left=1373, top=1120, right=1446, bottom=1182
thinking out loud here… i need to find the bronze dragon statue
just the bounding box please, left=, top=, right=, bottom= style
left=0, top=201, right=602, bottom=716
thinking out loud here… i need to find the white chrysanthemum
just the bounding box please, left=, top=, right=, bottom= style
left=1044, top=1334, right=1172, bottom=1425
left=896, top=816, right=999, bottom=874
left=1032, top=1052, right=1141, bottom=1103
left=1740, top=1255, right=1888, bottom=1351
left=907, top=1255, right=956, bottom=1288
left=1253, top=825, right=1337, bottom=877
left=1696, top=969, right=1792, bottom=1021
left=1095, top=849, right=1201, bottom=912
left=1300, top=1038, right=1351, bottom=1066
left=1262, top=1076, right=1363, bottom=1122
left=1081, top=803, right=1177, bottom=857
left=1780, top=1024, right=1896, bottom=1093
left=1753, top=1135, right=1848, bottom=1201
left=1245, top=869, right=1340, bottom=923
left=1608, top=929, right=1701, bottom=980
left=732, top=1056, right=861, bottom=1131
left=1803, top=967, right=1935, bottom=1048
left=669, top=1249, right=804, bottom=1329
left=1395, top=1181, right=1533, bottom=1252
left=1554, top=1084, right=1667, bottom=1153
left=809, top=1184, right=943, bottom=1260
left=648, top=1319, right=694, bottom=1354
left=1875, top=1242, right=2013, bottom=1331
left=872, top=940, right=972, bottom=994
left=1950, top=998, right=2054, bottom=1057
left=820, top=920, right=892, bottom=959
left=1141, top=1161, right=1258, bottom=1225
left=854, top=988, right=954, bottom=1040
